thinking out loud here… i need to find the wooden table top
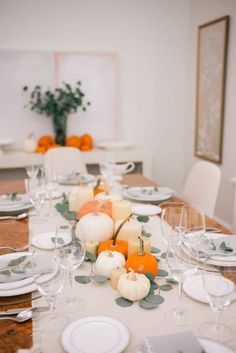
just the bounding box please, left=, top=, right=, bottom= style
left=0, top=175, right=232, bottom=353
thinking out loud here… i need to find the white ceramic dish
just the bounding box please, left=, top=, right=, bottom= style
left=58, top=173, right=96, bottom=186
left=183, top=275, right=208, bottom=303
left=131, top=203, right=162, bottom=216
left=123, top=189, right=172, bottom=203
left=31, top=232, right=72, bottom=250
left=0, top=194, right=33, bottom=214
left=97, top=141, right=133, bottom=150
left=61, top=316, right=130, bottom=353
left=0, top=252, right=57, bottom=296
left=199, top=338, right=235, bottom=353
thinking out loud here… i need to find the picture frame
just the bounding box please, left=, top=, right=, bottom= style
left=195, top=16, right=229, bottom=163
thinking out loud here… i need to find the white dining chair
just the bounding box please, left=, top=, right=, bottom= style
left=181, top=160, right=221, bottom=218
left=43, top=147, right=87, bottom=175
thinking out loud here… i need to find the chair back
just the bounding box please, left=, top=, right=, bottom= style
left=44, top=147, right=87, bottom=175
left=181, top=161, right=221, bottom=217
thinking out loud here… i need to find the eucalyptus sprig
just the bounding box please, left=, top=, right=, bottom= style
left=55, top=193, right=77, bottom=221
left=6, top=191, right=19, bottom=201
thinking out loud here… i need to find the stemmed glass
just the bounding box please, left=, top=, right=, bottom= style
left=165, top=243, right=199, bottom=326
left=55, top=224, right=85, bottom=312
left=199, top=255, right=236, bottom=343
left=45, top=166, right=58, bottom=217
left=31, top=248, right=67, bottom=332
left=180, top=204, right=206, bottom=250
left=161, top=203, right=186, bottom=249
left=26, top=164, right=39, bottom=179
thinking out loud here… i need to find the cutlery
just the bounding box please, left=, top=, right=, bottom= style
left=0, top=244, right=29, bottom=252
left=0, top=306, right=49, bottom=316
left=0, top=213, right=28, bottom=221
left=0, top=308, right=37, bottom=322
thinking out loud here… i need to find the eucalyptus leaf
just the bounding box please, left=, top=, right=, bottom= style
left=160, top=252, right=166, bottom=259
left=219, top=241, right=233, bottom=253
left=0, top=270, right=11, bottom=276
left=150, top=282, right=159, bottom=290
left=91, top=275, right=108, bottom=283
left=141, top=229, right=152, bottom=238
left=151, top=247, right=161, bottom=253
left=8, top=256, right=27, bottom=267
left=115, top=297, right=133, bottom=307
left=85, top=251, right=97, bottom=262
left=144, top=272, right=155, bottom=282
left=11, top=269, right=26, bottom=274
left=145, top=294, right=164, bottom=305
left=74, top=275, right=91, bottom=284
left=157, top=269, right=168, bottom=277
left=51, top=237, right=65, bottom=244
left=137, top=215, right=149, bottom=223
left=159, top=284, right=173, bottom=291
left=166, top=278, right=178, bottom=284
left=139, top=299, right=158, bottom=309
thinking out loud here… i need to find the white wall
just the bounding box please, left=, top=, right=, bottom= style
left=186, top=0, right=236, bottom=227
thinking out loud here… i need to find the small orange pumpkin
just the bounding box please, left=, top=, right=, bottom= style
left=47, top=144, right=61, bottom=150
left=35, top=145, right=47, bottom=154
left=125, top=238, right=158, bottom=276
left=80, top=142, right=92, bottom=151
left=66, top=135, right=82, bottom=148
left=38, top=135, right=54, bottom=147
left=78, top=200, right=112, bottom=219
left=80, top=134, right=93, bottom=151
left=98, top=215, right=131, bottom=258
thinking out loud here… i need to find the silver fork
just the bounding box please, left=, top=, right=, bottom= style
left=0, top=244, right=29, bottom=252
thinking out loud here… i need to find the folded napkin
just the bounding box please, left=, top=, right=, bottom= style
left=0, top=253, right=54, bottom=283
left=141, top=331, right=203, bottom=353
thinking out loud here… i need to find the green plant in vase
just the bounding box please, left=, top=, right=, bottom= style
left=23, top=81, right=90, bottom=146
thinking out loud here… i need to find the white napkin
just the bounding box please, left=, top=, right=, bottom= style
left=141, top=331, right=203, bottom=353
left=0, top=253, right=54, bottom=283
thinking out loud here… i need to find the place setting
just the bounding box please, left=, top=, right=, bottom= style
left=0, top=192, right=33, bottom=216
left=123, top=185, right=174, bottom=203
left=57, top=172, right=97, bottom=186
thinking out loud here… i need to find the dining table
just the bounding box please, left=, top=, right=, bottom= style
left=0, top=174, right=235, bottom=353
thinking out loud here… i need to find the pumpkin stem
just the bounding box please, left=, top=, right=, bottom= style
left=138, top=237, right=145, bottom=256
left=112, top=214, right=132, bottom=246
left=94, top=177, right=101, bottom=189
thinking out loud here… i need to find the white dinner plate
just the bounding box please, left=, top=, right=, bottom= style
left=131, top=203, right=162, bottom=216
left=199, top=338, right=235, bottom=353
left=97, top=141, right=133, bottom=150
left=0, top=252, right=57, bottom=296
left=123, top=189, right=173, bottom=203
left=61, top=316, right=130, bottom=353
left=183, top=275, right=208, bottom=303
left=31, top=231, right=72, bottom=250
left=58, top=173, right=96, bottom=186
left=0, top=194, right=33, bottom=214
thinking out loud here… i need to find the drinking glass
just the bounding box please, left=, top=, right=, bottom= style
left=55, top=224, right=85, bottom=312
left=45, top=166, right=58, bottom=217
left=31, top=249, right=67, bottom=332
left=161, top=204, right=186, bottom=250
left=199, top=255, right=236, bottom=343
left=165, top=244, right=199, bottom=325
left=26, top=164, right=39, bottom=179
left=180, top=204, right=206, bottom=250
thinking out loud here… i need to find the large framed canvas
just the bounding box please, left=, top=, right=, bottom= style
left=195, top=16, right=229, bottom=163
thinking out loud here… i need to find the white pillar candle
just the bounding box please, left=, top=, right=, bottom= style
left=69, top=186, right=94, bottom=212
left=110, top=266, right=127, bottom=289
left=112, top=200, right=132, bottom=221
left=115, top=218, right=142, bottom=241
left=128, top=237, right=151, bottom=257
left=85, top=240, right=98, bottom=256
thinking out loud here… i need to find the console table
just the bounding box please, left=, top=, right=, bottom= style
left=0, top=146, right=152, bottom=180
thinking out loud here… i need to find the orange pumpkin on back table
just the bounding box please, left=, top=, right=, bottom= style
left=125, top=237, right=158, bottom=276
left=66, top=135, right=82, bottom=148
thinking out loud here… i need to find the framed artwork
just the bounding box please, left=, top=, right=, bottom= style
left=195, top=16, right=229, bottom=163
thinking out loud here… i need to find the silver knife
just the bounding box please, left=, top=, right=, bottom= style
left=0, top=306, right=49, bottom=315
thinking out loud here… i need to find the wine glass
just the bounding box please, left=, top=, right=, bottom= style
left=199, top=255, right=236, bottom=343
left=45, top=166, right=58, bottom=217
left=161, top=204, right=186, bottom=250
left=55, top=224, right=85, bottom=312
left=31, top=249, right=67, bottom=332
left=165, top=243, right=199, bottom=325
left=180, top=204, right=206, bottom=250
left=26, top=164, right=39, bottom=179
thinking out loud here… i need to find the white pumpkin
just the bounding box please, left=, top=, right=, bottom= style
left=24, top=134, right=37, bottom=153
left=117, top=272, right=150, bottom=301
left=75, top=212, right=114, bottom=242
left=94, top=251, right=125, bottom=278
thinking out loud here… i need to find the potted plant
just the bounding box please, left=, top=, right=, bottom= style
left=23, top=81, right=90, bottom=146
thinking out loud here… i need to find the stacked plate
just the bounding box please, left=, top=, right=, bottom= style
left=124, top=186, right=174, bottom=202
left=0, top=252, right=57, bottom=297
left=58, top=173, right=96, bottom=186
left=0, top=194, right=33, bottom=215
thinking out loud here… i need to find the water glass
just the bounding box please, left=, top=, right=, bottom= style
left=161, top=204, right=186, bottom=249
left=26, top=164, right=39, bottom=179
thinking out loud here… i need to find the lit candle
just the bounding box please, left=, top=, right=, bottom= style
left=115, top=218, right=142, bottom=241
left=69, top=186, right=94, bottom=212
left=128, top=237, right=151, bottom=257
left=85, top=240, right=98, bottom=256
left=110, top=266, right=127, bottom=289
left=112, top=200, right=132, bottom=221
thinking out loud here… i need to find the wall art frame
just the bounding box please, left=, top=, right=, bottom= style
left=195, top=15, right=229, bottom=164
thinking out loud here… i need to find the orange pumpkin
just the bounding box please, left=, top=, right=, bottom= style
left=35, top=145, right=47, bottom=154
left=98, top=215, right=131, bottom=258
left=47, top=144, right=61, bottom=150
left=80, top=142, right=92, bottom=151
left=125, top=238, right=158, bottom=276
left=38, top=135, right=54, bottom=147
left=66, top=135, right=82, bottom=148
left=82, top=133, right=93, bottom=146
left=78, top=200, right=112, bottom=219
